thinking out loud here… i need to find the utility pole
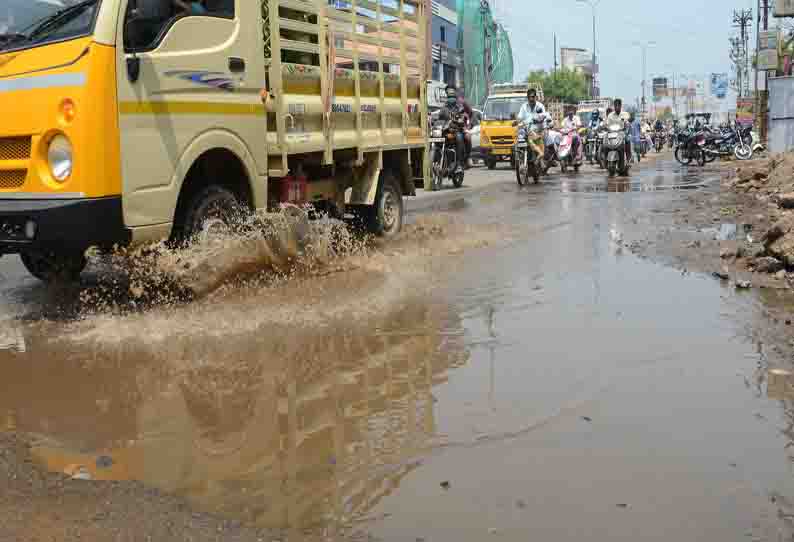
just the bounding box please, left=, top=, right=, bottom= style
left=633, top=40, right=656, bottom=119
left=554, top=33, right=558, bottom=73
left=755, top=0, right=769, bottom=143
left=733, top=9, right=752, bottom=98
left=729, top=36, right=743, bottom=96
left=576, top=0, right=600, bottom=98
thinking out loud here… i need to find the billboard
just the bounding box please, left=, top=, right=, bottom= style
left=758, top=30, right=780, bottom=71
left=736, top=98, right=754, bottom=127
left=774, top=0, right=794, bottom=17
left=652, top=77, right=668, bottom=99
left=710, top=73, right=728, bottom=99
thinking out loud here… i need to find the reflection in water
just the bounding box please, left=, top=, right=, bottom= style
left=557, top=158, right=716, bottom=194
left=0, top=296, right=468, bottom=539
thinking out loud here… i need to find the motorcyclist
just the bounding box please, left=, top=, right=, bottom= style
left=544, top=116, right=561, bottom=162
left=640, top=119, right=652, bottom=154
left=515, top=87, right=546, bottom=129
left=562, top=106, right=583, bottom=161
left=654, top=118, right=664, bottom=132
left=436, top=85, right=467, bottom=173
left=455, top=91, right=474, bottom=168
left=605, top=98, right=631, bottom=161
left=630, top=113, right=643, bottom=162
left=513, top=87, right=547, bottom=159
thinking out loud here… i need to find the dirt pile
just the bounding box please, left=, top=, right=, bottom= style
left=724, top=153, right=794, bottom=274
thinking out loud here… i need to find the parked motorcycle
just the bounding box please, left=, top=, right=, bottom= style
left=603, top=119, right=631, bottom=177
left=429, top=116, right=465, bottom=189
left=514, top=121, right=543, bottom=185
left=702, top=123, right=753, bottom=161
left=674, top=130, right=707, bottom=166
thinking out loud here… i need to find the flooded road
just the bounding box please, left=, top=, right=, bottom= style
left=2, top=158, right=794, bottom=541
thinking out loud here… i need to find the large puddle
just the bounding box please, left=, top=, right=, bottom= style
left=1, top=163, right=793, bottom=540
left=556, top=157, right=718, bottom=193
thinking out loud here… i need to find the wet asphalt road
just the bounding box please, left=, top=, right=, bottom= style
left=2, top=156, right=794, bottom=541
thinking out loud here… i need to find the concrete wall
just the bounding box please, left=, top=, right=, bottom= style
left=769, top=76, right=794, bottom=154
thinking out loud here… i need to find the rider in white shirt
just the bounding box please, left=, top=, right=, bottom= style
left=603, top=98, right=631, bottom=161
left=515, top=88, right=546, bottom=128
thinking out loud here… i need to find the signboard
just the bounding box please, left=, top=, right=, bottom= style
left=758, top=30, right=780, bottom=71
left=710, top=73, right=728, bottom=99
left=774, top=0, right=794, bottom=17
left=736, top=98, right=755, bottom=127
left=652, top=77, right=668, bottom=99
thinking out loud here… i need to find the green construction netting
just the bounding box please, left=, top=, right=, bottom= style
left=456, top=0, right=514, bottom=107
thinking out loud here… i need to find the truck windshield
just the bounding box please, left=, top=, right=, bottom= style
left=484, top=97, right=525, bottom=121
left=0, top=0, right=100, bottom=52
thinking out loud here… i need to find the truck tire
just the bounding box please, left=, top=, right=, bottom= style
left=20, top=250, right=86, bottom=283
left=176, top=185, right=243, bottom=244
left=353, top=172, right=404, bottom=238
left=486, top=158, right=497, bottom=170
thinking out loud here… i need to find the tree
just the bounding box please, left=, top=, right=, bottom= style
left=525, top=68, right=589, bottom=104
left=658, top=107, right=674, bottom=122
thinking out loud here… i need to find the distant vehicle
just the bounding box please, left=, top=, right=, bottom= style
left=480, top=83, right=543, bottom=170
left=469, top=109, right=484, bottom=164
left=426, top=80, right=448, bottom=115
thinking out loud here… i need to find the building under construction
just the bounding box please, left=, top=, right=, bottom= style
left=457, top=0, right=515, bottom=107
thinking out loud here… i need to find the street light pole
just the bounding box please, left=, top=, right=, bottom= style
left=577, top=0, right=600, bottom=98
left=633, top=40, right=656, bottom=119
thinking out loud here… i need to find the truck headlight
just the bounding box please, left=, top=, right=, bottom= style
left=48, top=135, right=73, bottom=182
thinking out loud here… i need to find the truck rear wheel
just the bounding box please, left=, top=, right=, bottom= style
left=352, top=172, right=404, bottom=238
left=20, top=250, right=86, bottom=283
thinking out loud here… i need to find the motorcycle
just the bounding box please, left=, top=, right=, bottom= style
left=654, top=130, right=665, bottom=153
left=603, top=119, right=631, bottom=177
left=557, top=128, right=583, bottom=173
left=641, top=134, right=652, bottom=157
left=702, top=123, right=753, bottom=161
left=674, top=130, right=707, bottom=166
left=429, top=116, right=465, bottom=189
left=542, top=125, right=562, bottom=174
left=584, top=127, right=601, bottom=165
left=514, top=121, right=543, bottom=186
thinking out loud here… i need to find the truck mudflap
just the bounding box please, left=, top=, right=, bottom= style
left=0, top=196, right=130, bottom=254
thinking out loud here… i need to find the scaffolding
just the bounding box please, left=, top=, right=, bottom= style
left=456, top=0, right=514, bottom=107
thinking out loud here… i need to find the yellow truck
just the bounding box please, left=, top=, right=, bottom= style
left=479, top=83, right=542, bottom=170
left=0, top=0, right=428, bottom=281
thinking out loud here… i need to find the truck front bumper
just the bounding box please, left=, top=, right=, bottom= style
left=0, top=196, right=130, bottom=255
left=484, top=147, right=514, bottom=160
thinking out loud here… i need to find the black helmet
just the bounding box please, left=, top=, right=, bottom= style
left=445, top=85, right=457, bottom=99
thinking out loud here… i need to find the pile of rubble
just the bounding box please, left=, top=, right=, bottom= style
left=723, top=153, right=794, bottom=280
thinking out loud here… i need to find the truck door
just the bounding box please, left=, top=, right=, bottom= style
left=116, top=0, right=267, bottom=228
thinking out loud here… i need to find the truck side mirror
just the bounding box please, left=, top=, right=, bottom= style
left=125, top=4, right=142, bottom=82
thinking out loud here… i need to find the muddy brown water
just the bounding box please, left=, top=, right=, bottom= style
left=2, top=159, right=794, bottom=541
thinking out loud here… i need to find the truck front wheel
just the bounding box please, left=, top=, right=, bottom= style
left=176, top=185, right=243, bottom=244
left=20, top=250, right=86, bottom=283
